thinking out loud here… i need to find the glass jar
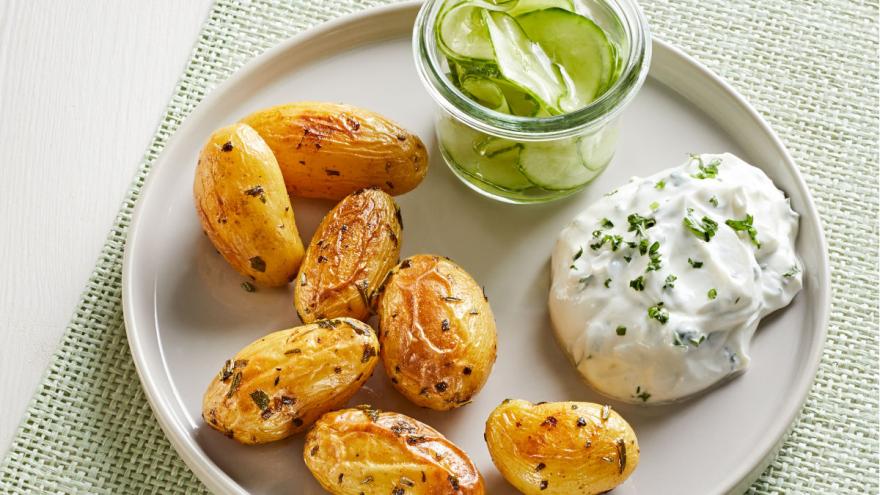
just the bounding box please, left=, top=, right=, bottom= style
left=413, top=0, right=651, bottom=204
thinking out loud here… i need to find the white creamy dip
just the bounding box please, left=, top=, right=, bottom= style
left=549, top=153, right=803, bottom=404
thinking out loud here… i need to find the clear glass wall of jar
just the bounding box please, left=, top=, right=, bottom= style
left=413, top=0, right=652, bottom=203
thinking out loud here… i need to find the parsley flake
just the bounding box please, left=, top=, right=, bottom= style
left=726, top=214, right=761, bottom=248
left=688, top=258, right=704, bottom=268
left=627, top=213, right=657, bottom=237
left=690, top=155, right=720, bottom=179
left=708, top=288, right=718, bottom=300
left=647, top=302, right=669, bottom=324
left=570, top=247, right=584, bottom=269
left=683, top=208, right=718, bottom=241
left=629, top=276, right=645, bottom=291
left=616, top=325, right=627, bottom=336
left=590, top=234, right=623, bottom=251
left=663, top=274, right=677, bottom=289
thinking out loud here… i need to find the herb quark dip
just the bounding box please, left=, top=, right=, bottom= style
left=549, top=153, right=804, bottom=404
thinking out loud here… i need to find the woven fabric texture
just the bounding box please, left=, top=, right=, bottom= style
left=1, top=0, right=877, bottom=493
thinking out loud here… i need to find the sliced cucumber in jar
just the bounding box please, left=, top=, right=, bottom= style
left=474, top=135, right=520, bottom=157
left=495, top=79, right=541, bottom=116
left=517, top=8, right=615, bottom=111
left=578, top=125, right=619, bottom=170
left=451, top=60, right=503, bottom=84
left=438, top=117, right=534, bottom=191
left=507, top=0, right=574, bottom=17
left=452, top=63, right=540, bottom=116
left=482, top=10, right=566, bottom=112
left=438, top=3, right=495, bottom=61
left=518, top=139, right=601, bottom=190
left=460, top=77, right=510, bottom=113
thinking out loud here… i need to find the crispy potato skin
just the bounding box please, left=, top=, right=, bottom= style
left=295, top=188, right=402, bottom=323
left=201, top=318, right=379, bottom=445
left=241, top=102, right=428, bottom=199
left=377, top=255, right=497, bottom=410
left=304, top=408, right=485, bottom=494
left=193, top=123, right=305, bottom=287
left=485, top=400, right=639, bottom=495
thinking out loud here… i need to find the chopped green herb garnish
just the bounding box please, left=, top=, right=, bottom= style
left=590, top=234, right=623, bottom=251
left=623, top=255, right=632, bottom=263
left=638, top=238, right=649, bottom=255
left=601, top=218, right=614, bottom=229
left=783, top=265, right=801, bottom=278
left=650, top=201, right=660, bottom=211
left=663, top=274, right=677, bottom=289
left=629, top=276, right=645, bottom=291
left=627, top=213, right=656, bottom=237
left=616, top=325, right=627, bottom=336
left=240, top=281, right=256, bottom=293
left=673, top=330, right=706, bottom=347
left=709, top=196, right=719, bottom=207
left=647, top=302, right=669, bottom=324
left=726, top=214, right=761, bottom=248
left=250, top=390, right=270, bottom=411
left=570, top=247, right=584, bottom=269
left=690, top=155, right=720, bottom=179
left=604, top=278, right=612, bottom=288
left=655, top=180, right=666, bottom=190
left=605, top=189, right=618, bottom=196
left=635, top=389, right=651, bottom=402
left=226, top=372, right=242, bottom=398
left=683, top=208, right=718, bottom=241
left=708, top=288, right=718, bottom=299
left=646, top=251, right=662, bottom=272
left=688, top=258, right=703, bottom=268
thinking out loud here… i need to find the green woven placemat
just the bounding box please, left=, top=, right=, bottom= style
left=1, top=0, right=877, bottom=493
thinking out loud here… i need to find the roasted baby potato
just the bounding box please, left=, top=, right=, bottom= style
left=377, top=255, right=497, bottom=410
left=240, top=102, right=428, bottom=199
left=202, top=318, right=379, bottom=445
left=193, top=123, right=305, bottom=287
left=304, top=407, right=485, bottom=494
left=295, top=188, right=402, bottom=323
left=485, top=399, right=639, bottom=495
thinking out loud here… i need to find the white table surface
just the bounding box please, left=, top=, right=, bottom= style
left=0, top=0, right=213, bottom=454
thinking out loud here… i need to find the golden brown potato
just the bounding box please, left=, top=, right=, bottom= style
left=377, top=255, right=496, bottom=410
left=485, top=400, right=639, bottom=495
left=304, top=407, right=484, bottom=494
left=193, top=122, right=305, bottom=287
left=295, top=188, right=402, bottom=323
left=202, top=318, right=379, bottom=445
left=240, top=102, right=428, bottom=199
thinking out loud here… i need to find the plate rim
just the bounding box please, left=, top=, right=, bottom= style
left=121, top=2, right=831, bottom=494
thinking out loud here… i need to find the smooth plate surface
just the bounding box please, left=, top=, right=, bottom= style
left=123, top=3, right=829, bottom=494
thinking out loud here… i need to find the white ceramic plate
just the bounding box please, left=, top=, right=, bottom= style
left=122, top=3, right=830, bottom=494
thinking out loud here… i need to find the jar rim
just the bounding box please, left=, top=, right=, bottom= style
left=413, top=0, right=652, bottom=141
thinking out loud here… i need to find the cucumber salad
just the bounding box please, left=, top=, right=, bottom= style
left=434, top=0, right=623, bottom=198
